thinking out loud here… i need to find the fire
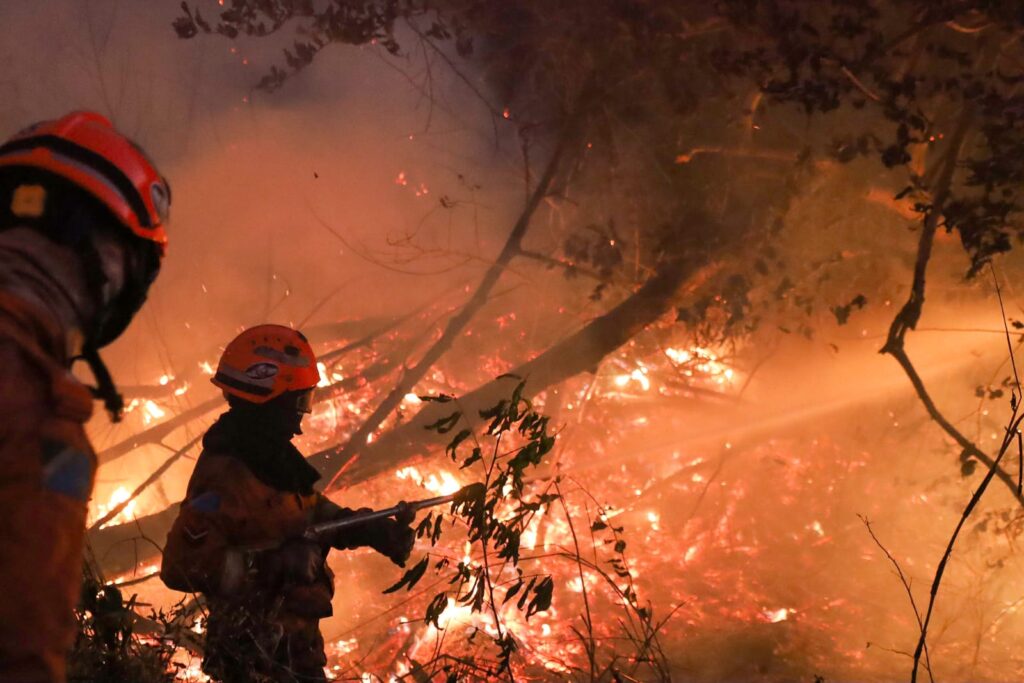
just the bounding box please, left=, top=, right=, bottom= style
left=109, top=563, right=159, bottom=585
left=93, top=310, right=898, bottom=681
left=665, top=345, right=735, bottom=383
left=762, top=607, right=794, bottom=623
left=92, top=486, right=137, bottom=528
left=608, top=344, right=736, bottom=398
left=172, top=655, right=210, bottom=682
left=394, top=466, right=462, bottom=495
left=143, top=400, right=165, bottom=424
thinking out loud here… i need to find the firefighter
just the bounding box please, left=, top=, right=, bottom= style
left=160, top=325, right=416, bottom=683
left=0, top=111, right=170, bottom=683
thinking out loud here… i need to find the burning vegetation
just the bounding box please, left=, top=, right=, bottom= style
left=13, top=0, right=1023, bottom=681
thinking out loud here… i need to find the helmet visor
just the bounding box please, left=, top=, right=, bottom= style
left=296, top=389, right=315, bottom=414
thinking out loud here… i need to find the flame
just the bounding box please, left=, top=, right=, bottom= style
left=762, top=607, right=794, bottom=623
left=142, top=400, right=165, bottom=424
left=394, top=466, right=461, bottom=495
left=93, top=486, right=137, bottom=528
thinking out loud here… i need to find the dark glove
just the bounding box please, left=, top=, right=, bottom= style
left=368, top=502, right=416, bottom=568
left=320, top=499, right=416, bottom=566
left=257, top=537, right=325, bottom=587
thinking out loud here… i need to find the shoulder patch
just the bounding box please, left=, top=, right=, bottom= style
left=40, top=439, right=93, bottom=502
left=187, top=491, right=222, bottom=513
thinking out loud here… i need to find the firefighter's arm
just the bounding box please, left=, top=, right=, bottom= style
left=313, top=494, right=415, bottom=567
left=160, top=488, right=242, bottom=596
left=162, top=485, right=326, bottom=596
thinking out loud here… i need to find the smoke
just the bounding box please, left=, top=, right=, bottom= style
left=8, top=2, right=1024, bottom=681
left=0, top=0, right=530, bottom=374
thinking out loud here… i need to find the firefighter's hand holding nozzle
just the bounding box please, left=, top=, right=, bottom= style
left=385, top=500, right=417, bottom=568
left=365, top=500, right=416, bottom=568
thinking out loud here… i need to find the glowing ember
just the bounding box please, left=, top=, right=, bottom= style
left=143, top=400, right=165, bottom=424
left=762, top=607, right=794, bottom=623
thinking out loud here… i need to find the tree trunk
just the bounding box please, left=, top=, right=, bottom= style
left=314, top=257, right=720, bottom=489
left=88, top=257, right=717, bottom=577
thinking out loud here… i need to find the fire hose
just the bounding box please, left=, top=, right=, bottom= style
left=303, top=489, right=466, bottom=540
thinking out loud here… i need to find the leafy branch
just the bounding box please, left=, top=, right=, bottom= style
left=382, top=377, right=559, bottom=680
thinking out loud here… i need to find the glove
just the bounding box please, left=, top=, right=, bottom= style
left=257, top=537, right=325, bottom=587
left=368, top=502, right=416, bottom=568
left=319, top=499, right=416, bottom=567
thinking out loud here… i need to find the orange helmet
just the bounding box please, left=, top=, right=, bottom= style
left=0, top=110, right=169, bottom=254
left=212, top=325, right=321, bottom=404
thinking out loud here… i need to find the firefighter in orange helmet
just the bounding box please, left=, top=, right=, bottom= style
left=0, top=111, right=169, bottom=683
left=161, top=325, right=416, bottom=683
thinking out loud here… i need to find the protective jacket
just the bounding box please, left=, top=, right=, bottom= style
left=161, top=410, right=401, bottom=683
left=0, top=292, right=95, bottom=683
left=0, top=110, right=168, bottom=683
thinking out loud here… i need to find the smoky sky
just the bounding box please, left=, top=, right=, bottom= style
left=0, top=0, right=528, bottom=385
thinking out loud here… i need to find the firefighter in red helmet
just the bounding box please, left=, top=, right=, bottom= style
left=0, top=111, right=169, bottom=682
left=161, top=325, right=416, bottom=683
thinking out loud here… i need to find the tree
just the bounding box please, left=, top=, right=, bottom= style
left=83, top=1, right=1024, bottom=678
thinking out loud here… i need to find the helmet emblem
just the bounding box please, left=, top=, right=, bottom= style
left=245, top=362, right=279, bottom=380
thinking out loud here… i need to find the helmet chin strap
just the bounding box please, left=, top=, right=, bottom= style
left=80, top=345, right=124, bottom=422
left=76, top=231, right=128, bottom=423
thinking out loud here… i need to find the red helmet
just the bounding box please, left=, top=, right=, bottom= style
left=0, top=111, right=169, bottom=254
left=212, top=325, right=322, bottom=404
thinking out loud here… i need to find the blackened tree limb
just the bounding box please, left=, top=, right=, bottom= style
left=88, top=258, right=718, bottom=576
left=316, top=258, right=721, bottom=489
left=886, top=346, right=1023, bottom=504
left=98, top=396, right=224, bottom=465
left=910, top=274, right=1024, bottom=683
left=89, top=433, right=204, bottom=533
left=322, top=103, right=588, bottom=489
left=881, top=105, right=975, bottom=354
left=87, top=504, right=181, bottom=576
left=859, top=514, right=934, bottom=683
left=910, top=409, right=1024, bottom=683
left=879, top=103, right=1023, bottom=505
left=99, top=313, right=415, bottom=465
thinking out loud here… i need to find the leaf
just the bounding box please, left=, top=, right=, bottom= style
left=496, top=373, right=523, bottom=381
left=517, top=577, right=537, bottom=610
left=503, top=580, right=524, bottom=605
left=526, top=576, right=554, bottom=618
left=425, top=592, right=449, bottom=628
left=446, top=429, right=472, bottom=460
left=424, top=411, right=462, bottom=434
left=830, top=294, right=867, bottom=325
left=415, top=512, right=434, bottom=538
left=460, top=447, right=483, bottom=469
left=382, top=556, right=429, bottom=594
left=419, top=393, right=454, bottom=403
left=591, top=520, right=608, bottom=531
left=961, top=458, right=977, bottom=477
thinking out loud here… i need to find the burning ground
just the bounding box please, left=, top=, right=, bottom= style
left=6, top=0, right=1024, bottom=681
